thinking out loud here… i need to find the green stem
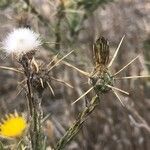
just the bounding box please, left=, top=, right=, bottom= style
left=55, top=95, right=99, bottom=150
left=20, top=55, right=43, bottom=150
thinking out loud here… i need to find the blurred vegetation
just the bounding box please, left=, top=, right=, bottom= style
left=144, top=37, right=150, bottom=71
left=0, top=0, right=11, bottom=9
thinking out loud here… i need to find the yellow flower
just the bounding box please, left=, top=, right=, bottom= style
left=0, top=112, right=27, bottom=138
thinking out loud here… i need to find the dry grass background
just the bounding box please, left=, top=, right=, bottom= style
left=0, top=0, right=150, bottom=149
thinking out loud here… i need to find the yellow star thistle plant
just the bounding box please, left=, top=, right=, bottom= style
left=0, top=112, right=27, bottom=138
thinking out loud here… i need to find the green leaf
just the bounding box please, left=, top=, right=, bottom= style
left=0, top=141, right=4, bottom=150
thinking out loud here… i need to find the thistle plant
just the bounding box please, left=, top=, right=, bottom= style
left=54, top=36, right=150, bottom=149
left=1, top=27, right=44, bottom=150
left=0, top=28, right=150, bottom=150
left=0, top=0, right=150, bottom=149
left=0, top=27, right=74, bottom=149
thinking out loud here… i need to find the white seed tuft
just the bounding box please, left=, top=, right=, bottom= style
left=2, top=28, right=42, bottom=55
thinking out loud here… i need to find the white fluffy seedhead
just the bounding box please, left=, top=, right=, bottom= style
left=2, top=28, right=42, bottom=56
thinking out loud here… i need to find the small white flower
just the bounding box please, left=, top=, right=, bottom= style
left=2, top=28, right=42, bottom=55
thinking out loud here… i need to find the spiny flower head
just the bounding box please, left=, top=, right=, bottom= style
left=0, top=112, right=27, bottom=138
left=2, top=28, right=42, bottom=56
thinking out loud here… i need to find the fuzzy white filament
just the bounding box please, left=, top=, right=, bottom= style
left=2, top=28, right=41, bottom=55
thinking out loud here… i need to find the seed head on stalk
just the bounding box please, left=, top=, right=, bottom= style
left=55, top=36, right=150, bottom=150
left=71, top=36, right=150, bottom=105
